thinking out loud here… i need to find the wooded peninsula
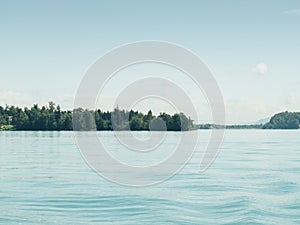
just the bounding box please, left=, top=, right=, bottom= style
left=0, top=102, right=194, bottom=131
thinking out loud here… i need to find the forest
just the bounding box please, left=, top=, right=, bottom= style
left=0, top=102, right=194, bottom=131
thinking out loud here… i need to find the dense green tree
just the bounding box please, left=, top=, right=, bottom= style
left=111, top=107, right=129, bottom=130
left=149, top=117, right=167, bottom=131
left=170, top=114, right=181, bottom=131
left=95, top=110, right=104, bottom=130
left=158, top=113, right=173, bottom=130
left=143, top=110, right=154, bottom=130
left=130, top=116, right=145, bottom=130
left=180, top=113, right=194, bottom=131
left=60, top=111, right=72, bottom=130
left=73, top=108, right=96, bottom=131
left=13, top=108, right=29, bottom=130
left=0, top=106, right=8, bottom=125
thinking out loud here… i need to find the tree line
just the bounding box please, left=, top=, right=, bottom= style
left=0, top=102, right=194, bottom=131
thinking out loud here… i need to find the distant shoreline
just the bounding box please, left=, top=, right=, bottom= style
left=1, top=103, right=299, bottom=131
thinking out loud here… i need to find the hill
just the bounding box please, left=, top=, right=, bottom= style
left=262, top=111, right=300, bottom=129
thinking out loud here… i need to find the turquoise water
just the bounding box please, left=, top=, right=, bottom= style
left=1, top=130, right=300, bottom=224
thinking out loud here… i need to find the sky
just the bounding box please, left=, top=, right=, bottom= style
left=0, top=0, right=300, bottom=124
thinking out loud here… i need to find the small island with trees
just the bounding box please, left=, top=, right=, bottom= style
left=0, top=102, right=299, bottom=131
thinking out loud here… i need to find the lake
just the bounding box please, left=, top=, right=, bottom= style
left=0, top=130, right=300, bottom=224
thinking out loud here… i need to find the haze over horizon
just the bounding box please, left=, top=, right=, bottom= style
left=1, top=0, right=299, bottom=124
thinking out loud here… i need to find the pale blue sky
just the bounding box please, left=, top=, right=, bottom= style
left=0, top=0, right=299, bottom=123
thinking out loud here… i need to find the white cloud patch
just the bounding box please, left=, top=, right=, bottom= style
left=284, top=9, right=300, bottom=15
left=0, top=91, right=32, bottom=106
left=253, top=63, right=268, bottom=75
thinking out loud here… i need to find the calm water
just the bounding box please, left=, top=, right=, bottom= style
left=1, top=130, right=300, bottom=224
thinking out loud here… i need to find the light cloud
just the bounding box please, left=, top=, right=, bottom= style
left=286, top=95, right=297, bottom=105
left=285, top=94, right=300, bottom=108
left=54, top=93, right=74, bottom=109
left=0, top=91, right=32, bottom=107
left=0, top=91, right=75, bottom=109
left=225, top=99, right=278, bottom=124
left=253, top=63, right=268, bottom=75
left=284, top=9, right=300, bottom=15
